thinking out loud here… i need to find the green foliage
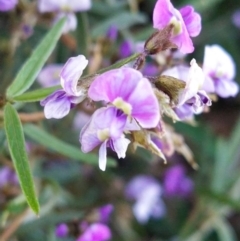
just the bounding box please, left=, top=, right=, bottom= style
left=4, top=103, right=39, bottom=214
left=6, top=18, right=66, bottom=98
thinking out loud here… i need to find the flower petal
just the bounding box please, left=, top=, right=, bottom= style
left=43, top=95, right=71, bottom=119
left=215, top=79, right=239, bottom=98
left=153, top=0, right=175, bottom=29
left=53, top=13, right=77, bottom=34
left=112, top=137, right=130, bottom=159
left=99, top=141, right=107, bottom=171
left=67, top=0, right=91, bottom=12
left=60, top=55, right=88, bottom=96
left=38, top=64, right=64, bottom=87
left=180, top=6, right=201, bottom=37
left=38, top=0, right=60, bottom=12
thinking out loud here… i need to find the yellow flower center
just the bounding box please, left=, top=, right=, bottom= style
left=170, top=16, right=182, bottom=36
left=97, top=128, right=110, bottom=141
left=112, top=97, right=132, bottom=116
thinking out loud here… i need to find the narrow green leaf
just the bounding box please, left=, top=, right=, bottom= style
left=12, top=86, right=60, bottom=102
left=214, top=218, right=237, bottom=241
left=23, top=124, right=116, bottom=167
left=4, top=103, right=39, bottom=214
left=7, top=18, right=66, bottom=98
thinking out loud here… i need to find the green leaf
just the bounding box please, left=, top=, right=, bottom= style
left=214, top=218, right=237, bottom=241
left=7, top=18, right=65, bottom=98
left=23, top=124, right=116, bottom=167
left=91, top=12, right=147, bottom=38
left=12, top=86, right=60, bottom=102
left=4, top=103, right=40, bottom=214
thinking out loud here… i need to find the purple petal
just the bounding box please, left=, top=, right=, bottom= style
left=38, top=64, right=64, bottom=87
left=77, top=223, right=111, bottom=241
left=119, top=40, right=133, bottom=58
left=99, top=141, right=107, bottom=171
left=40, top=89, right=65, bottom=106
left=80, top=107, right=127, bottom=153
left=37, top=0, right=60, bottom=12
left=89, top=68, right=160, bottom=129
left=99, top=204, right=114, bottom=223
left=153, top=0, right=175, bottom=30
left=215, top=79, right=239, bottom=98
left=174, top=105, right=194, bottom=120
left=0, top=0, right=18, bottom=11
left=43, top=95, right=71, bottom=119
left=66, top=0, right=91, bottom=12
left=153, top=0, right=194, bottom=53
left=55, top=223, right=68, bottom=238
left=180, top=6, right=201, bottom=37
left=60, top=55, right=88, bottom=96
left=112, top=137, right=130, bottom=159
left=53, top=13, right=77, bottom=34
left=127, top=77, right=160, bottom=128
left=203, top=45, right=236, bottom=81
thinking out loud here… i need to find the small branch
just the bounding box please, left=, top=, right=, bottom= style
left=18, top=112, right=45, bottom=123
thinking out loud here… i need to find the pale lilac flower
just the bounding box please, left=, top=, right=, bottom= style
left=38, top=64, right=64, bottom=87
left=0, top=0, right=18, bottom=11
left=40, top=55, right=88, bottom=119
left=202, top=45, right=239, bottom=98
left=98, top=204, right=114, bottom=223
left=153, top=0, right=201, bottom=53
left=88, top=67, right=160, bottom=129
left=125, top=175, right=165, bottom=224
left=77, top=223, right=111, bottom=241
left=0, top=167, right=18, bottom=188
left=73, top=111, right=91, bottom=130
left=119, top=40, right=133, bottom=58
left=162, top=59, right=211, bottom=120
left=55, top=223, right=69, bottom=238
left=38, top=0, right=92, bottom=33
left=232, top=10, right=240, bottom=29
left=106, top=25, right=118, bottom=41
left=163, top=165, right=193, bottom=197
left=80, top=107, right=130, bottom=171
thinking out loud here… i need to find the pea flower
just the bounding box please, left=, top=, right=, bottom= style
left=88, top=68, right=160, bottom=129
left=202, top=45, right=239, bottom=98
left=77, top=223, right=111, bottom=241
left=0, top=0, right=18, bottom=11
left=38, top=64, right=64, bottom=87
left=125, top=175, right=166, bottom=224
left=98, top=204, right=114, bottom=223
left=162, top=59, right=211, bottom=120
left=153, top=0, right=201, bottom=53
left=163, top=165, right=193, bottom=197
left=40, top=55, right=88, bottom=119
left=38, top=0, right=91, bottom=33
left=0, top=166, right=18, bottom=188
left=55, top=223, right=69, bottom=238
left=80, top=107, right=131, bottom=171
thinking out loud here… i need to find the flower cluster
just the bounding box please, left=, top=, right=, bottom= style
left=40, top=0, right=239, bottom=171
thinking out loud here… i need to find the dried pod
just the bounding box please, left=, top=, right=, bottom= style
left=154, top=75, right=186, bottom=105
left=144, top=25, right=177, bottom=55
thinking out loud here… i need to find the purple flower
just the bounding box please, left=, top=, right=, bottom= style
left=38, top=0, right=92, bottom=33
left=163, top=165, right=193, bottom=197
left=40, top=55, right=88, bottom=119
left=98, top=204, right=114, bottom=223
left=0, top=167, right=18, bottom=188
left=38, top=64, right=64, bottom=87
left=162, top=59, right=211, bottom=120
left=80, top=107, right=131, bottom=171
left=77, top=223, right=111, bottom=241
left=153, top=0, right=201, bottom=53
left=202, top=45, right=239, bottom=98
left=0, top=0, right=18, bottom=11
left=119, top=40, right=133, bottom=58
left=232, top=10, right=240, bottom=29
left=88, top=67, right=160, bottom=129
left=125, top=175, right=165, bottom=224
left=55, top=223, right=69, bottom=238
left=106, top=25, right=118, bottom=41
